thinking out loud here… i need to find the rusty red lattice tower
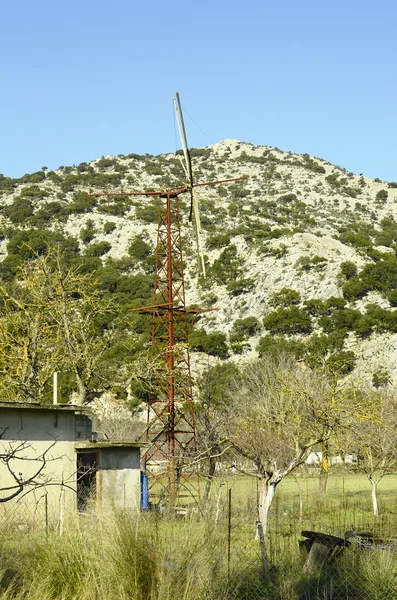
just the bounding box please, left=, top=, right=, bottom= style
left=87, top=95, right=246, bottom=506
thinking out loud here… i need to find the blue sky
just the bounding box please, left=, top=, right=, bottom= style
left=1, top=0, right=396, bottom=181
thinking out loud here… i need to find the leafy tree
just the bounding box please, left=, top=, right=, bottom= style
left=0, top=249, right=136, bottom=404
left=376, top=189, right=388, bottom=202
left=342, top=391, right=397, bottom=516
left=196, top=362, right=240, bottom=499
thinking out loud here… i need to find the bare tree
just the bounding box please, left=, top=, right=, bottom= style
left=343, top=390, right=397, bottom=517
left=226, top=358, right=371, bottom=542
left=0, top=428, right=57, bottom=502
left=196, top=362, right=238, bottom=500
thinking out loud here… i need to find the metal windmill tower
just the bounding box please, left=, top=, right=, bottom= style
left=88, top=94, right=246, bottom=506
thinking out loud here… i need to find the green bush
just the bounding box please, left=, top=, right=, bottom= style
left=128, top=239, right=152, bottom=260
left=360, top=257, right=397, bottom=292
left=303, top=298, right=326, bottom=316
left=339, top=231, right=372, bottom=249
left=325, top=296, right=347, bottom=312
left=326, top=350, right=356, bottom=375
left=387, top=289, right=397, bottom=306
left=80, top=220, right=97, bottom=244
left=85, top=241, right=111, bottom=257
left=270, top=287, right=301, bottom=307
left=263, top=306, right=312, bottom=335
left=257, top=334, right=305, bottom=359
left=4, top=197, right=34, bottom=223
left=206, top=233, right=231, bottom=250
left=319, top=308, right=361, bottom=334
left=295, top=255, right=327, bottom=272
left=210, top=245, right=241, bottom=285
left=230, top=317, right=259, bottom=342
left=354, top=315, right=374, bottom=338
left=135, top=203, right=158, bottom=224
left=189, top=329, right=228, bottom=358
left=277, top=193, right=297, bottom=203
left=376, top=189, right=388, bottom=201
left=342, top=276, right=370, bottom=301
left=104, top=222, right=117, bottom=234
left=339, top=261, right=357, bottom=279
left=68, top=193, right=97, bottom=214
left=35, top=201, right=65, bottom=223
left=372, top=369, right=391, bottom=387
left=226, top=278, right=254, bottom=296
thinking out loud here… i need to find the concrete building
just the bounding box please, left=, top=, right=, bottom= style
left=0, top=402, right=143, bottom=527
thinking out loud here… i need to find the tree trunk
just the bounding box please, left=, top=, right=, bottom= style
left=319, top=441, right=329, bottom=494
left=204, top=454, right=216, bottom=501
left=256, top=519, right=270, bottom=579
left=258, top=476, right=277, bottom=535
left=371, top=480, right=379, bottom=517
left=73, top=370, right=86, bottom=405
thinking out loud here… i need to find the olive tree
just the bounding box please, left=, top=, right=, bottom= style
left=343, top=390, right=397, bottom=517
left=227, top=358, right=371, bottom=537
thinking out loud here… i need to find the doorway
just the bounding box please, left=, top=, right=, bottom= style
left=77, top=452, right=98, bottom=512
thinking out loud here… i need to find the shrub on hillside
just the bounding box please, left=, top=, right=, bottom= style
left=270, top=287, right=301, bottom=308
left=326, top=351, right=356, bottom=375
left=339, top=261, right=357, bottom=279
left=342, top=276, right=370, bottom=301
left=128, top=239, right=152, bottom=260
left=189, top=329, right=228, bottom=358
left=226, top=278, right=254, bottom=296
left=263, top=306, right=312, bottom=335
left=257, top=334, right=305, bottom=359
left=85, top=241, right=111, bottom=257
left=303, top=298, right=327, bottom=316
left=230, top=317, right=259, bottom=343
left=104, top=222, right=116, bottom=234
left=4, top=197, right=34, bottom=224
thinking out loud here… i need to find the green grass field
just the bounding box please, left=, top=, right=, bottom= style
left=1, top=471, right=397, bottom=599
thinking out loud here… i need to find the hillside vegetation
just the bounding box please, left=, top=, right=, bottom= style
left=1, top=139, right=397, bottom=398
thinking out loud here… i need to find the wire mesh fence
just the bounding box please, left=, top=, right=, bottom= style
left=0, top=481, right=397, bottom=599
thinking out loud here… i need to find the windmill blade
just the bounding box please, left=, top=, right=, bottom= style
left=174, top=93, right=194, bottom=221
left=174, top=93, right=206, bottom=277
left=191, top=188, right=206, bottom=278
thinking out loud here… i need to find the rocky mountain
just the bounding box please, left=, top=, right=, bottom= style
left=1, top=139, right=397, bottom=389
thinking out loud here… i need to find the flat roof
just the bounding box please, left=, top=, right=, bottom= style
left=0, top=401, right=89, bottom=413
left=76, top=441, right=146, bottom=450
